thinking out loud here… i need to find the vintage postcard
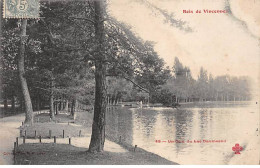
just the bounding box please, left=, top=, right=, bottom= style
left=0, top=0, right=259, bottom=165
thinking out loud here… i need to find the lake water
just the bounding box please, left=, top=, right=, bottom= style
left=106, top=102, right=259, bottom=164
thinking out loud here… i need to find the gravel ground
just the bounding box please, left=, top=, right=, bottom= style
left=0, top=113, right=25, bottom=165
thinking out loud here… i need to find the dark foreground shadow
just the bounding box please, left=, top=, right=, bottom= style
left=14, top=143, right=178, bottom=165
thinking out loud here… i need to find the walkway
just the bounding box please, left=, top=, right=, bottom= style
left=0, top=113, right=25, bottom=165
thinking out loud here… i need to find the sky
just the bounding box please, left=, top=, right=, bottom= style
left=108, top=0, right=260, bottom=82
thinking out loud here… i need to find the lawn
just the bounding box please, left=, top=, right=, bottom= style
left=20, top=111, right=92, bottom=139
left=14, top=143, right=177, bottom=165
left=16, top=109, right=178, bottom=165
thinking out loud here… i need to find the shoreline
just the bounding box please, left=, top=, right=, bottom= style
left=105, top=135, right=179, bottom=164
left=13, top=112, right=178, bottom=165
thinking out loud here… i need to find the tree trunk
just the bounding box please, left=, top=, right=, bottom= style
left=115, top=96, right=117, bottom=105
left=4, top=96, right=8, bottom=112
left=64, top=100, right=68, bottom=112
left=61, top=98, right=64, bottom=110
left=89, top=0, right=107, bottom=153
left=55, top=102, right=59, bottom=115
left=19, top=97, right=24, bottom=112
left=107, top=96, right=110, bottom=105
left=74, top=99, right=78, bottom=119
left=55, top=100, right=59, bottom=115
left=18, top=19, right=33, bottom=125
left=75, top=99, right=78, bottom=112
left=32, top=99, right=36, bottom=111
left=71, top=99, right=75, bottom=116
left=37, top=94, right=40, bottom=111
left=11, top=96, right=15, bottom=113
left=111, top=95, right=114, bottom=105
left=49, top=78, right=55, bottom=120
left=58, top=97, right=62, bottom=111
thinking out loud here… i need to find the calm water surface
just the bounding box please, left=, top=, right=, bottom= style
left=106, top=102, right=259, bottom=164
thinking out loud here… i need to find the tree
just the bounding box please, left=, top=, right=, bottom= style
left=208, top=73, right=215, bottom=101
left=18, top=19, right=34, bottom=125
left=196, top=67, right=208, bottom=101
left=133, top=42, right=170, bottom=103
left=23, top=1, right=97, bottom=119
left=1, top=19, right=23, bottom=114
left=106, top=77, right=133, bottom=104
left=171, top=57, right=193, bottom=102
left=88, top=0, right=107, bottom=152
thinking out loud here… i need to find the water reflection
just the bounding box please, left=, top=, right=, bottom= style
left=106, top=102, right=259, bottom=164
left=106, top=106, right=133, bottom=145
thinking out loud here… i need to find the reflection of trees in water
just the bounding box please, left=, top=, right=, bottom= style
left=172, top=109, right=193, bottom=139
left=208, top=110, right=214, bottom=137
left=209, top=108, right=236, bottom=139
left=106, top=107, right=118, bottom=141
left=106, top=107, right=133, bottom=145
left=160, top=110, right=175, bottom=127
left=198, top=108, right=210, bottom=140
left=171, top=109, right=194, bottom=154
left=135, top=108, right=158, bottom=138
left=198, top=108, right=215, bottom=149
left=106, top=107, right=158, bottom=146
left=198, top=107, right=238, bottom=141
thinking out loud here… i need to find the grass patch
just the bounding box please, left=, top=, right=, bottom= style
left=14, top=143, right=177, bottom=165
left=21, top=112, right=92, bottom=138
left=21, top=122, right=90, bottom=138
left=16, top=109, right=178, bottom=165
left=34, top=113, right=74, bottom=123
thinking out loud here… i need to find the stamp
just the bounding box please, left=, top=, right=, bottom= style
left=3, top=0, right=39, bottom=18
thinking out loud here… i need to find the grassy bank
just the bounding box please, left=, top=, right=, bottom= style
left=14, top=143, right=177, bottom=165
left=20, top=113, right=91, bottom=138
left=15, top=110, right=178, bottom=165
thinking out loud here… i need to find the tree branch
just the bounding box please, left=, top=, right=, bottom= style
left=69, top=16, right=95, bottom=24
left=107, top=74, right=149, bottom=93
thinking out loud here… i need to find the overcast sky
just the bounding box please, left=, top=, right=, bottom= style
left=108, top=0, right=260, bottom=82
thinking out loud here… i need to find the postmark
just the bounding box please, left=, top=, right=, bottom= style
left=3, top=0, right=39, bottom=18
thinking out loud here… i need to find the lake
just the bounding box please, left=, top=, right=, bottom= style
left=106, top=101, right=259, bottom=164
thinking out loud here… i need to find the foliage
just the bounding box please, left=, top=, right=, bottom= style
left=158, top=57, right=252, bottom=105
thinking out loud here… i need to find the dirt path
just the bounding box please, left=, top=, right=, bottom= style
left=2, top=112, right=178, bottom=165
left=0, top=114, right=24, bottom=165
left=0, top=113, right=126, bottom=165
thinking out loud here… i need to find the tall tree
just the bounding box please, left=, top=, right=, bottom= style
left=18, top=19, right=33, bottom=125
left=197, top=67, right=209, bottom=101
left=88, top=0, right=107, bottom=152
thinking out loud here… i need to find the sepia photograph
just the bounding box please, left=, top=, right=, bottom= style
left=0, top=0, right=259, bottom=165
